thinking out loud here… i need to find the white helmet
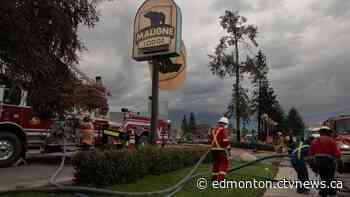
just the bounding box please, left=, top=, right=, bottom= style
left=319, top=126, right=332, bottom=132
left=218, top=117, right=229, bottom=125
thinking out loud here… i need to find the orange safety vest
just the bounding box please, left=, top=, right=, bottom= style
left=129, top=134, right=135, bottom=144
left=81, top=122, right=94, bottom=145
left=128, top=130, right=136, bottom=149
left=211, top=127, right=230, bottom=151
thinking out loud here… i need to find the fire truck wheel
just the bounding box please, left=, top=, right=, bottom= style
left=0, top=132, right=23, bottom=168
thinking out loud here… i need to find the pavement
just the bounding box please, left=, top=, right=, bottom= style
left=230, top=148, right=350, bottom=197
left=263, top=159, right=349, bottom=197
left=263, top=160, right=319, bottom=197
left=0, top=152, right=74, bottom=192
left=0, top=147, right=256, bottom=192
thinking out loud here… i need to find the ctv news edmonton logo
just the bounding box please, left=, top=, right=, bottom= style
left=136, top=11, right=175, bottom=50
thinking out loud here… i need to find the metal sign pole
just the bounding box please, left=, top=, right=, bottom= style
left=150, top=58, right=159, bottom=144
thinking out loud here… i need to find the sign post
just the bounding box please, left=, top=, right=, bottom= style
left=133, top=0, right=182, bottom=144
left=150, top=58, right=160, bottom=143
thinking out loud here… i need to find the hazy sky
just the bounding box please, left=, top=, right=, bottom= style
left=78, top=0, right=350, bottom=125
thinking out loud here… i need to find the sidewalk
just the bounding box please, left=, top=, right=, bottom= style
left=263, top=161, right=319, bottom=197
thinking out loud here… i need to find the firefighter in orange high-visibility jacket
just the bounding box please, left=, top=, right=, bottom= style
left=209, top=117, right=231, bottom=181
left=81, top=116, right=94, bottom=150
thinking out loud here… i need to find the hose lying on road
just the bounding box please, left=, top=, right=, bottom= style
left=51, top=152, right=290, bottom=197
left=5, top=121, right=346, bottom=196
left=0, top=150, right=210, bottom=196
left=49, top=138, right=67, bottom=188
left=0, top=139, right=292, bottom=197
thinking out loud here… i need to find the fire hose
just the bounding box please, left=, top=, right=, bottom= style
left=3, top=149, right=350, bottom=196
left=0, top=149, right=291, bottom=196
left=1, top=120, right=348, bottom=197
left=43, top=150, right=350, bottom=196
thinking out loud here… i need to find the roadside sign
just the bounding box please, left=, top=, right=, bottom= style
left=149, top=40, right=187, bottom=90
left=132, top=0, right=183, bottom=144
left=133, top=0, right=182, bottom=61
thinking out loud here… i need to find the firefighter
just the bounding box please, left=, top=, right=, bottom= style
left=210, top=117, right=231, bottom=181
left=81, top=116, right=94, bottom=150
left=308, top=126, right=343, bottom=197
left=128, top=129, right=136, bottom=149
left=250, top=129, right=257, bottom=152
left=290, top=138, right=311, bottom=194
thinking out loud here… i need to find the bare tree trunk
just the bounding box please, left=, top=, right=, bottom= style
left=257, top=79, right=262, bottom=140
left=234, top=30, right=240, bottom=143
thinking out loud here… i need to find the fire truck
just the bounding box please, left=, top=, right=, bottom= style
left=0, top=66, right=171, bottom=167
left=0, top=77, right=110, bottom=167
left=0, top=85, right=171, bottom=168
left=324, top=115, right=350, bottom=167
left=104, top=110, right=170, bottom=146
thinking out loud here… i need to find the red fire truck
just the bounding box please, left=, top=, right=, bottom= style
left=0, top=84, right=170, bottom=167
left=324, top=115, right=350, bottom=167
left=0, top=82, right=111, bottom=167
left=104, top=110, right=170, bottom=146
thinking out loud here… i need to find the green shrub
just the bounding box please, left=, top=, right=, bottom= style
left=72, top=146, right=209, bottom=186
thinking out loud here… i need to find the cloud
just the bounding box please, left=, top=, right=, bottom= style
left=77, top=0, right=350, bottom=126
left=256, top=0, right=285, bottom=11
left=211, top=0, right=253, bottom=12
left=310, top=0, right=350, bottom=19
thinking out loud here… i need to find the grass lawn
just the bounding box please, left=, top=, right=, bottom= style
left=1, top=160, right=277, bottom=197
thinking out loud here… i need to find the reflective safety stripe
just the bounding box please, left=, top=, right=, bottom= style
left=103, top=130, right=119, bottom=137
left=223, top=139, right=230, bottom=142
left=211, top=128, right=222, bottom=148
left=219, top=171, right=226, bottom=175
left=292, top=142, right=309, bottom=160
left=212, top=172, right=219, bottom=175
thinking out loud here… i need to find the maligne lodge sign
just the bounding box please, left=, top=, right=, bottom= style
left=133, top=0, right=182, bottom=61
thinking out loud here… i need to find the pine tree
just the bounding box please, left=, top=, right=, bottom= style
left=252, top=79, right=278, bottom=139
left=226, top=84, right=251, bottom=127
left=181, top=115, right=188, bottom=135
left=271, top=103, right=288, bottom=134
left=287, top=107, right=305, bottom=137
left=209, top=11, right=258, bottom=142
left=189, top=112, right=197, bottom=134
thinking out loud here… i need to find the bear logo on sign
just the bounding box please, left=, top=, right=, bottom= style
left=144, top=11, right=165, bottom=27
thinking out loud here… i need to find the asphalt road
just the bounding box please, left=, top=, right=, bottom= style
left=0, top=152, right=74, bottom=191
